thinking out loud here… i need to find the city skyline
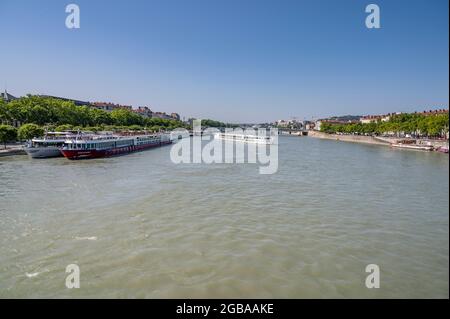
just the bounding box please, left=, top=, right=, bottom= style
left=1, top=0, right=448, bottom=122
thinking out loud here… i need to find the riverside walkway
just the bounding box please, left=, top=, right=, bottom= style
left=0, top=144, right=26, bottom=157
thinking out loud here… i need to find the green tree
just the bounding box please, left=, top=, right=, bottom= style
left=111, top=108, right=143, bottom=126
left=128, top=125, right=143, bottom=131
left=0, top=99, right=10, bottom=124
left=89, top=108, right=112, bottom=125
left=0, top=125, right=18, bottom=148
left=55, top=124, right=74, bottom=132
left=18, top=123, right=44, bottom=141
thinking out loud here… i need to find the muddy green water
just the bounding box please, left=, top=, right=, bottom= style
left=0, top=137, right=448, bottom=298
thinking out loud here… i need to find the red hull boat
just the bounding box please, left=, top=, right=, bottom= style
left=61, top=134, right=172, bottom=160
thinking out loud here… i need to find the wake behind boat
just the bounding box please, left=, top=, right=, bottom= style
left=61, top=133, right=172, bottom=159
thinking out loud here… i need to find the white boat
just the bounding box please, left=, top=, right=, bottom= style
left=24, top=132, right=75, bottom=158
left=390, top=140, right=434, bottom=151
left=214, top=132, right=274, bottom=144
left=436, top=145, right=449, bottom=153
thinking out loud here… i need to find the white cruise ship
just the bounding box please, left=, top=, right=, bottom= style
left=24, top=132, right=75, bottom=158
left=214, top=132, right=274, bottom=144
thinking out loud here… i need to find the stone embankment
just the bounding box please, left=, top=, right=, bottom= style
left=0, top=145, right=26, bottom=157
left=307, top=131, right=390, bottom=146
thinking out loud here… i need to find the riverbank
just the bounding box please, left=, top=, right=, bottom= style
left=307, top=131, right=389, bottom=146
left=308, top=131, right=449, bottom=152
left=0, top=145, right=26, bottom=157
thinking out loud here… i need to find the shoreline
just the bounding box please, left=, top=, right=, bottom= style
left=307, top=131, right=390, bottom=146
left=0, top=145, right=26, bottom=157
left=307, top=131, right=449, bottom=152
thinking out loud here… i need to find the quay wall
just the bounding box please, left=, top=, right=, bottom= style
left=307, top=131, right=390, bottom=146
left=0, top=145, right=26, bottom=157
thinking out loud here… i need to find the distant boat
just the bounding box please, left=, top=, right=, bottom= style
left=214, top=132, right=274, bottom=145
left=24, top=131, right=75, bottom=158
left=390, top=139, right=434, bottom=151
left=436, top=145, right=449, bottom=153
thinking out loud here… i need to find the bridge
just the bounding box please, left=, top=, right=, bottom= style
left=278, top=128, right=309, bottom=136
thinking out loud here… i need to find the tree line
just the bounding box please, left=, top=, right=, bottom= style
left=199, top=119, right=238, bottom=128
left=320, top=113, right=449, bottom=138
left=0, top=95, right=188, bottom=129
left=0, top=95, right=191, bottom=145
left=0, top=95, right=240, bottom=145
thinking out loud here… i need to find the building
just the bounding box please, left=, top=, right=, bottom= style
left=37, top=95, right=90, bottom=106
left=91, top=102, right=132, bottom=112
left=170, top=112, right=180, bottom=121
left=359, top=113, right=392, bottom=124
left=275, top=119, right=303, bottom=129
left=303, top=120, right=315, bottom=130
left=134, top=106, right=153, bottom=118
left=275, top=119, right=289, bottom=127
left=359, top=109, right=448, bottom=124
left=1, top=90, right=17, bottom=102
left=418, top=109, right=448, bottom=116
left=152, top=111, right=172, bottom=120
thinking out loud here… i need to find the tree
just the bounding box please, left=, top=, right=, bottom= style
left=18, top=123, right=44, bottom=141
left=0, top=125, right=18, bottom=148
left=128, top=125, right=142, bottom=131
left=55, top=124, right=74, bottom=132
left=89, top=108, right=112, bottom=125
left=111, top=108, right=143, bottom=126
left=30, top=105, right=51, bottom=125
left=0, top=99, right=10, bottom=124
left=320, top=112, right=449, bottom=138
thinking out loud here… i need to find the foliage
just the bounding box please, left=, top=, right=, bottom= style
left=0, top=95, right=191, bottom=130
left=0, top=125, right=18, bottom=148
left=200, top=119, right=238, bottom=128
left=55, top=124, right=74, bottom=132
left=320, top=113, right=449, bottom=138
left=17, top=123, right=44, bottom=140
left=110, top=108, right=143, bottom=126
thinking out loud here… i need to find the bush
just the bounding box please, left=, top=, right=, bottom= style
left=0, top=125, right=18, bottom=148
left=55, top=124, right=74, bottom=132
left=18, top=123, right=44, bottom=140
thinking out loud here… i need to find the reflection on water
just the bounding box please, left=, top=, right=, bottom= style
left=0, top=137, right=448, bottom=298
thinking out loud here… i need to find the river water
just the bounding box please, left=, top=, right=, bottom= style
left=0, top=136, right=448, bottom=298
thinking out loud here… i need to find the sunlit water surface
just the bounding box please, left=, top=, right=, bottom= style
left=0, top=137, right=448, bottom=298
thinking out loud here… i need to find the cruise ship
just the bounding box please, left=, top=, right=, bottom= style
left=60, top=133, right=172, bottom=159
left=214, top=132, right=274, bottom=145
left=24, top=131, right=75, bottom=158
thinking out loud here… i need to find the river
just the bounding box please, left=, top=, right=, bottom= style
left=0, top=136, right=448, bottom=298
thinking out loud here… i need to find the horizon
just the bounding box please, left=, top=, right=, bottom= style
left=3, top=90, right=448, bottom=124
left=1, top=0, right=449, bottom=122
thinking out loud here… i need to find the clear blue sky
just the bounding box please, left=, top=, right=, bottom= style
left=0, top=0, right=448, bottom=123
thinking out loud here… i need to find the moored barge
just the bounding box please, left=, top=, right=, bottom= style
left=61, top=133, right=172, bottom=159
left=24, top=131, right=76, bottom=158
left=390, top=139, right=434, bottom=151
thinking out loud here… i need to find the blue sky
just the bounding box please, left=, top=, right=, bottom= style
left=0, top=0, right=448, bottom=123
